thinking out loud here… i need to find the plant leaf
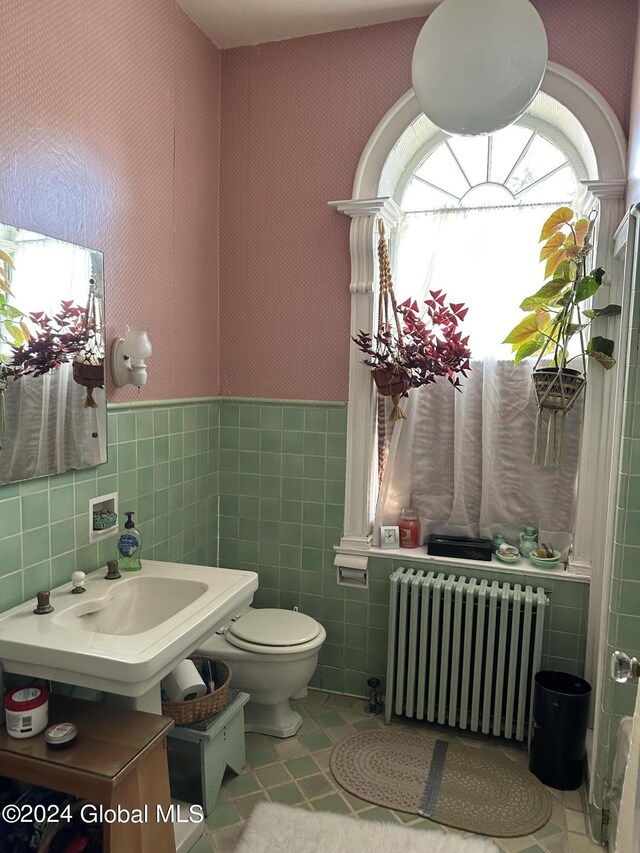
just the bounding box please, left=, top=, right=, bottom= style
left=587, top=350, right=616, bottom=369
left=587, top=335, right=614, bottom=358
left=582, top=303, right=622, bottom=319
left=519, top=281, right=565, bottom=311
left=575, top=274, right=600, bottom=302
left=545, top=248, right=567, bottom=280
left=535, top=309, right=550, bottom=331
left=0, top=249, right=14, bottom=269
left=513, top=336, right=545, bottom=364
left=553, top=260, right=575, bottom=284
left=574, top=218, right=589, bottom=245
left=539, top=231, right=565, bottom=261
left=540, top=206, right=574, bottom=242
left=6, top=322, right=22, bottom=342
left=503, top=313, right=543, bottom=347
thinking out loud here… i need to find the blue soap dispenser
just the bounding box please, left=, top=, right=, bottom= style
left=117, top=511, right=142, bottom=571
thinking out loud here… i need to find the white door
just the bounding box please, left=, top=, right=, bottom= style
left=611, top=651, right=640, bottom=851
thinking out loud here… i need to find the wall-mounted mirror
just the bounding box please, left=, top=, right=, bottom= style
left=0, top=222, right=106, bottom=485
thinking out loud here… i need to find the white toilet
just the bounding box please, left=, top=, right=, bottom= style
left=196, top=608, right=326, bottom=738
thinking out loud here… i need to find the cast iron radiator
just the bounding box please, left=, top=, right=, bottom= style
left=385, top=567, right=548, bottom=742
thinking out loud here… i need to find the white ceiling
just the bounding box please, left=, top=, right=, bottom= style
left=177, top=0, right=439, bottom=49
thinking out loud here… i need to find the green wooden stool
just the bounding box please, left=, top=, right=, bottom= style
left=167, top=691, right=249, bottom=815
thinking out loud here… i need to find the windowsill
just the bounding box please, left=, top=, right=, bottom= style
left=335, top=543, right=590, bottom=583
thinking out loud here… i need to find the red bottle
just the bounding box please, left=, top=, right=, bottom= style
left=399, top=507, right=420, bottom=548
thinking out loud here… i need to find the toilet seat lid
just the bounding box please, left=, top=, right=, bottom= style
left=228, top=609, right=320, bottom=647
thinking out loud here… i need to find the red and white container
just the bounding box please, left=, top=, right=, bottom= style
left=5, top=685, right=49, bottom=738
left=399, top=507, right=420, bottom=548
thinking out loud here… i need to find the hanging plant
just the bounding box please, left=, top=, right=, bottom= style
left=353, top=220, right=471, bottom=420
left=7, top=300, right=89, bottom=379
left=503, top=206, right=621, bottom=467
left=72, top=277, right=104, bottom=408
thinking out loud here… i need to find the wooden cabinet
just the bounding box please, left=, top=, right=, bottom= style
left=0, top=694, right=176, bottom=853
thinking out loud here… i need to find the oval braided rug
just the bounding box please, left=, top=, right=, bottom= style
left=330, top=729, right=551, bottom=838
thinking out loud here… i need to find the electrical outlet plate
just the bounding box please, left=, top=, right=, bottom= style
left=89, top=492, right=119, bottom=544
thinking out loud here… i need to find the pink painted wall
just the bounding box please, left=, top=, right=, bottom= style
left=220, top=2, right=638, bottom=401
left=0, top=0, right=221, bottom=402
left=626, top=5, right=640, bottom=206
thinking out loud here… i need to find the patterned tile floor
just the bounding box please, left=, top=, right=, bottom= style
left=191, top=690, right=602, bottom=853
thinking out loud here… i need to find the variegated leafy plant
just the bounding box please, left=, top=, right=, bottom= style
left=503, top=206, right=620, bottom=370
left=0, top=248, right=30, bottom=363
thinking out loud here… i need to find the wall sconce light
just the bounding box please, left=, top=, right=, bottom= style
left=111, top=327, right=153, bottom=387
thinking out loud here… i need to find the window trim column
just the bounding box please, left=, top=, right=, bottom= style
left=327, top=197, right=402, bottom=550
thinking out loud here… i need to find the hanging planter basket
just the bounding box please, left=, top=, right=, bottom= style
left=532, top=367, right=586, bottom=412
left=352, top=220, right=470, bottom=424
left=532, top=368, right=586, bottom=469
left=373, top=367, right=410, bottom=421
left=72, top=358, right=104, bottom=409
left=72, top=276, right=104, bottom=409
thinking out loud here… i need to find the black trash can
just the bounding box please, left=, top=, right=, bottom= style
left=529, top=671, right=591, bottom=790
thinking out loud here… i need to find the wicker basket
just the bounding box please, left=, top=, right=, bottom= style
left=533, top=367, right=586, bottom=412
left=162, top=658, right=231, bottom=725
left=373, top=366, right=410, bottom=398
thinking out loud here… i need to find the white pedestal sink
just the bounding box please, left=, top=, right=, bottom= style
left=0, top=560, right=258, bottom=852
left=0, top=560, right=258, bottom=710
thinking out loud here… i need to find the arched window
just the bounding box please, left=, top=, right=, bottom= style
left=330, top=64, right=626, bottom=576
left=369, top=103, right=595, bottom=557
left=391, top=119, right=584, bottom=361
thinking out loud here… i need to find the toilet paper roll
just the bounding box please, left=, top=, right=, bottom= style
left=162, top=659, right=207, bottom=702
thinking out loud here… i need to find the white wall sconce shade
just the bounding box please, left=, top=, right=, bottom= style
left=411, top=0, right=548, bottom=136
left=111, top=327, right=153, bottom=387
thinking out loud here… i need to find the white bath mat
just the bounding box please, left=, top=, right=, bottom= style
left=233, top=801, right=499, bottom=853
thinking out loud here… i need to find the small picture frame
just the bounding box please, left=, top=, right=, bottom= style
left=380, top=525, right=400, bottom=549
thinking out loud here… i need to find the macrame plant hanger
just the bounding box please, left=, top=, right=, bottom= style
left=375, top=220, right=410, bottom=422
left=531, top=215, right=595, bottom=468
left=72, top=277, right=105, bottom=409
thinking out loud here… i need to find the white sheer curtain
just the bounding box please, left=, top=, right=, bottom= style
left=0, top=234, right=104, bottom=483
left=374, top=204, right=583, bottom=558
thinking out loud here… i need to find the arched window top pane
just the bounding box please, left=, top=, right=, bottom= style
left=489, top=126, right=533, bottom=184
left=447, top=136, right=488, bottom=187
left=399, top=124, right=577, bottom=211
left=506, top=134, right=568, bottom=195
left=517, top=164, right=578, bottom=203
left=402, top=180, right=459, bottom=212
left=414, top=144, right=470, bottom=199
left=460, top=182, right=514, bottom=207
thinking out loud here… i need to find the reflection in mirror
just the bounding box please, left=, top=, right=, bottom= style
left=0, top=223, right=106, bottom=485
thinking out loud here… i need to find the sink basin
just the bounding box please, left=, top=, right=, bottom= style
left=0, top=560, right=258, bottom=706
left=54, top=576, right=209, bottom=635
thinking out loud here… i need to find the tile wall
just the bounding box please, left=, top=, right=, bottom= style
left=590, top=263, right=640, bottom=834
left=0, top=395, right=590, bottom=705
left=215, top=398, right=589, bottom=698
left=0, top=400, right=219, bottom=608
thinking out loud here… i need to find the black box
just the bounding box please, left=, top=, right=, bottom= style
left=427, top=534, right=493, bottom=561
